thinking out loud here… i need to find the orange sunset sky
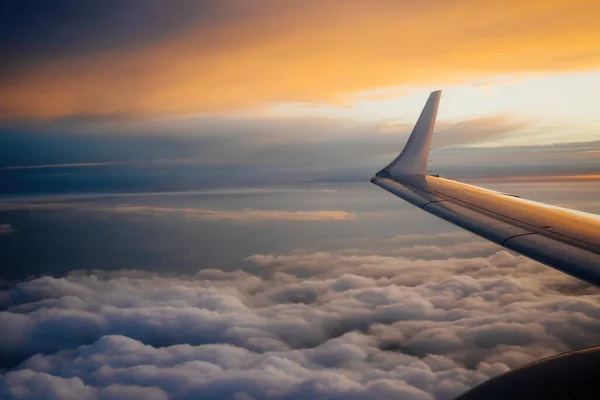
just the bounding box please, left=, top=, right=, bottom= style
left=2, top=0, right=600, bottom=153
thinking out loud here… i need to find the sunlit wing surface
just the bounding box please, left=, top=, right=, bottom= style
left=371, top=90, right=600, bottom=287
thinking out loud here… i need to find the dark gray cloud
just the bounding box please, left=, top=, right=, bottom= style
left=1, top=113, right=598, bottom=195
left=0, top=224, right=12, bottom=235
left=0, top=113, right=535, bottom=168
left=1, top=0, right=221, bottom=71
left=0, top=237, right=598, bottom=399
left=1, top=0, right=339, bottom=75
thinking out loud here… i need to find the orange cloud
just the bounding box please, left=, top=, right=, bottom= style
left=0, top=200, right=355, bottom=222
left=111, top=206, right=355, bottom=222
left=2, top=0, right=600, bottom=119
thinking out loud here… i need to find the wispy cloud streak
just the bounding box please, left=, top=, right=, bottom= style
left=0, top=201, right=354, bottom=223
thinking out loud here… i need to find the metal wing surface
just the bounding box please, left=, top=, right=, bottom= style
left=371, top=91, right=600, bottom=286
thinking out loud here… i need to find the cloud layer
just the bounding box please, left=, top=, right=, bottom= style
left=0, top=224, right=13, bottom=235
left=0, top=199, right=354, bottom=223
left=2, top=0, right=600, bottom=119
left=4, top=113, right=599, bottom=181
left=1, top=237, right=598, bottom=399
left=0, top=113, right=537, bottom=171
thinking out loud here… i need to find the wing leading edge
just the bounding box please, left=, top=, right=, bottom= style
left=371, top=90, right=600, bottom=287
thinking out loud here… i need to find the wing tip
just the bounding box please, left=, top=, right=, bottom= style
left=378, top=89, right=442, bottom=177
left=429, top=89, right=442, bottom=100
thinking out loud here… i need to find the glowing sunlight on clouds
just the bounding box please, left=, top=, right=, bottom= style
left=2, top=0, right=599, bottom=120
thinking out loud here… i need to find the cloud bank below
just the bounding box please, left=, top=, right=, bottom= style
left=1, top=237, right=598, bottom=399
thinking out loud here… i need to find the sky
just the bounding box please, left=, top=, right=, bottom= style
left=1, top=1, right=600, bottom=399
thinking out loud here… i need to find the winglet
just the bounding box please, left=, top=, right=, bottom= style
left=377, top=90, right=441, bottom=177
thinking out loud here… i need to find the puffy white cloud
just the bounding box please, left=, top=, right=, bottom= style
left=0, top=240, right=598, bottom=399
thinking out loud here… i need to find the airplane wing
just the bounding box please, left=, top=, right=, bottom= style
left=371, top=90, right=600, bottom=286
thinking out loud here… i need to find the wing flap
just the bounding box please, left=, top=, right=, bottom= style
left=423, top=199, right=532, bottom=246
left=504, top=234, right=600, bottom=286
